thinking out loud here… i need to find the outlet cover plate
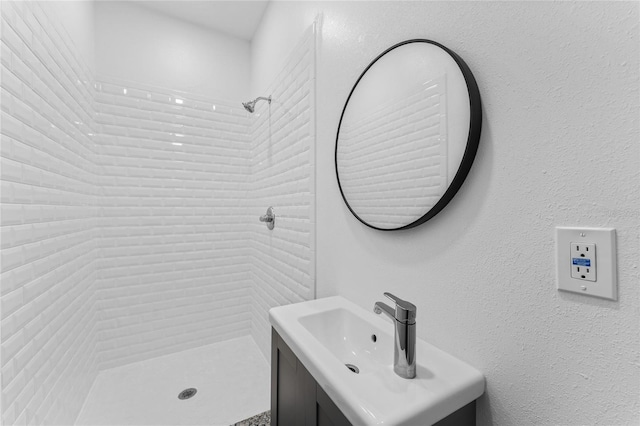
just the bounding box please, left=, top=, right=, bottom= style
left=556, top=227, right=617, bottom=300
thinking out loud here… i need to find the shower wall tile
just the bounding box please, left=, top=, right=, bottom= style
left=249, top=27, right=316, bottom=359
left=1, top=3, right=316, bottom=424
left=0, top=2, right=99, bottom=425
left=93, top=79, right=254, bottom=369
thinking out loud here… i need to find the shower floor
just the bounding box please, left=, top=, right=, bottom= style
left=75, top=336, right=270, bottom=426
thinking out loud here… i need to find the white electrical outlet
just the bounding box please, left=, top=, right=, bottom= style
left=556, top=227, right=617, bottom=300
left=570, top=242, right=596, bottom=281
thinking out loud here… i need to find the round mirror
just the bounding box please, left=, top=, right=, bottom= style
left=335, top=39, right=482, bottom=230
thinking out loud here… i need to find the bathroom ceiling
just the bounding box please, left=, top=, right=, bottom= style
left=133, top=0, right=270, bottom=41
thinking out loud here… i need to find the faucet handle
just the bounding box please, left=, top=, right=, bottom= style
left=384, top=292, right=417, bottom=323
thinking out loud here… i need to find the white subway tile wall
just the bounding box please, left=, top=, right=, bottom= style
left=1, top=2, right=316, bottom=423
left=337, top=76, right=447, bottom=228
left=1, top=2, right=100, bottom=425
left=93, top=80, right=254, bottom=369
left=249, top=27, right=316, bottom=358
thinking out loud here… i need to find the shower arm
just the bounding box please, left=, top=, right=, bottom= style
left=242, top=95, right=272, bottom=113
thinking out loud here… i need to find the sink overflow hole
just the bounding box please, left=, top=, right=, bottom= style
left=371, top=334, right=377, bottom=343
left=345, top=363, right=359, bottom=374
left=178, top=388, right=197, bottom=400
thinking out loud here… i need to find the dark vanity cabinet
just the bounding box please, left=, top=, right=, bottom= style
left=271, top=329, right=350, bottom=426
left=271, top=328, right=476, bottom=426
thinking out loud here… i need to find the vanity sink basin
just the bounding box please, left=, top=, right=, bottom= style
left=298, top=305, right=393, bottom=375
left=269, top=296, right=485, bottom=425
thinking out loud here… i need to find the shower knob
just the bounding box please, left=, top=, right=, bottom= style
left=259, top=207, right=275, bottom=230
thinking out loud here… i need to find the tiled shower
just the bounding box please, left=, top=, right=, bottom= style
left=0, top=2, right=315, bottom=424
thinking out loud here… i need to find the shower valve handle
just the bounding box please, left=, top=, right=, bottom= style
left=259, top=207, right=275, bottom=230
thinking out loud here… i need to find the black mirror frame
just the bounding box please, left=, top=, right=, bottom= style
left=335, top=39, right=482, bottom=231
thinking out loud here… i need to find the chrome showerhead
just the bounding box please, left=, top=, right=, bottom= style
left=242, top=101, right=255, bottom=113
left=242, top=96, right=271, bottom=113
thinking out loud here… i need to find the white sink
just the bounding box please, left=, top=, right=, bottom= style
left=269, top=296, right=485, bottom=425
left=298, top=306, right=392, bottom=375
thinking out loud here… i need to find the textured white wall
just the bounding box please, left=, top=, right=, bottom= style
left=94, top=1, right=251, bottom=102
left=253, top=1, right=640, bottom=425
left=248, top=26, right=316, bottom=359
left=1, top=2, right=100, bottom=424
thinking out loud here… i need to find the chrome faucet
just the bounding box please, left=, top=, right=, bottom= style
left=374, top=292, right=417, bottom=379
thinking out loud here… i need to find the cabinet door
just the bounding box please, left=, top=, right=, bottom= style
left=316, top=385, right=351, bottom=426
left=271, top=329, right=316, bottom=425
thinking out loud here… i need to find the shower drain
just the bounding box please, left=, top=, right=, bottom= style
left=178, top=388, right=197, bottom=400
left=345, top=363, right=359, bottom=374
